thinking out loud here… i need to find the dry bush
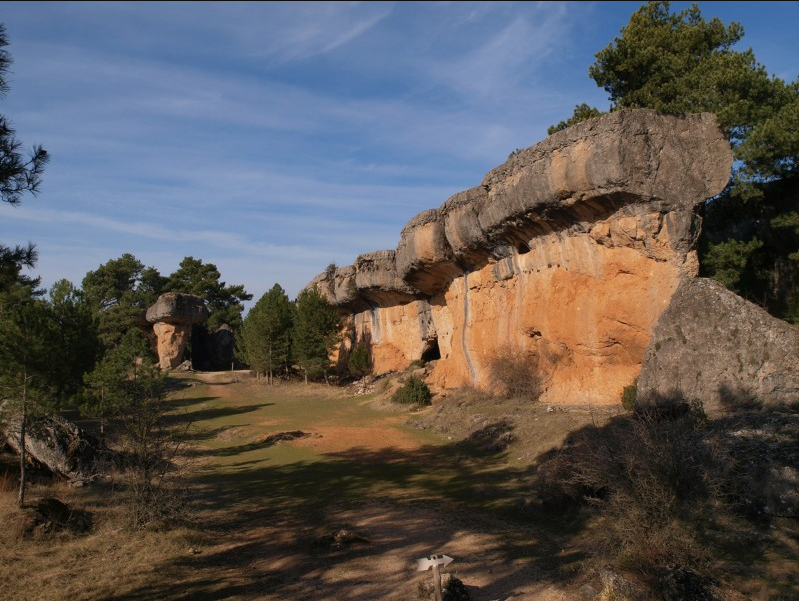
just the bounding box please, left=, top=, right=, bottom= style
left=487, top=347, right=543, bottom=401
left=538, top=401, right=729, bottom=575
left=0, top=470, right=15, bottom=494
left=0, top=477, right=27, bottom=542
left=106, top=398, right=196, bottom=531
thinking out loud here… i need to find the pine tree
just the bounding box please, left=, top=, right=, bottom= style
left=164, top=256, right=252, bottom=331
left=0, top=24, right=48, bottom=293
left=292, top=286, right=340, bottom=384
left=237, top=283, right=294, bottom=384
left=548, top=1, right=799, bottom=320
left=0, top=288, right=58, bottom=505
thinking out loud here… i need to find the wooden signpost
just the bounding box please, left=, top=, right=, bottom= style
left=416, top=554, right=454, bottom=601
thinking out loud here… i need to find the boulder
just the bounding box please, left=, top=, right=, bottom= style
left=152, top=322, right=193, bottom=370
left=638, top=277, right=799, bottom=416
left=145, top=292, right=209, bottom=325
left=2, top=409, right=101, bottom=485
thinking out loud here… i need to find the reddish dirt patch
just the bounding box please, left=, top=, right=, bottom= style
left=290, top=422, right=419, bottom=454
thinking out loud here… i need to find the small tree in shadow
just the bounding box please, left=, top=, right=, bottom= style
left=348, top=340, right=372, bottom=378
left=83, top=331, right=192, bottom=530
left=487, top=347, right=543, bottom=401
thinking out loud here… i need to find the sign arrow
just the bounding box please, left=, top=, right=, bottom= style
left=416, top=554, right=454, bottom=571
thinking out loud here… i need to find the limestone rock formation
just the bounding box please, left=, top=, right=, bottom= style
left=308, top=109, right=734, bottom=406
left=146, top=292, right=209, bottom=325
left=146, top=293, right=209, bottom=369
left=2, top=409, right=101, bottom=484
left=637, top=277, right=799, bottom=416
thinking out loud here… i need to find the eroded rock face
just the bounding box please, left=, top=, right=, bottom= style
left=146, top=292, right=209, bottom=325
left=152, top=322, right=193, bottom=370
left=146, top=293, right=209, bottom=369
left=2, top=408, right=101, bottom=484
left=638, top=277, right=799, bottom=416
left=192, top=324, right=237, bottom=371
left=308, top=109, right=734, bottom=406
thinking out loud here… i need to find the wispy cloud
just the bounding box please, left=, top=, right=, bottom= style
left=2, top=1, right=795, bottom=308
left=427, top=4, right=571, bottom=102
left=244, top=2, right=395, bottom=63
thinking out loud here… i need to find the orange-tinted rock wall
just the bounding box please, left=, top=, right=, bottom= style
left=308, top=110, right=733, bottom=406
left=152, top=322, right=192, bottom=369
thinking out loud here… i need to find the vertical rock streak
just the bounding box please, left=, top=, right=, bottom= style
left=461, top=270, right=477, bottom=386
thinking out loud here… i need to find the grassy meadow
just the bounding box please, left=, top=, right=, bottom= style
left=1, top=371, right=796, bottom=600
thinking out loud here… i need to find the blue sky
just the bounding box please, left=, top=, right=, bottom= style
left=1, top=1, right=797, bottom=309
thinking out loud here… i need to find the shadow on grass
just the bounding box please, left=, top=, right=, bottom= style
left=163, top=397, right=273, bottom=427
left=99, top=417, right=596, bottom=600
left=103, top=443, right=584, bottom=600
left=205, top=431, right=312, bottom=457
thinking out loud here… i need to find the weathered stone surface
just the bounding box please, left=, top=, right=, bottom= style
left=311, top=252, right=423, bottom=313
left=395, top=108, right=730, bottom=296
left=306, top=109, right=734, bottom=406
left=153, top=322, right=193, bottom=369
left=396, top=209, right=462, bottom=295
left=711, top=412, right=799, bottom=518
left=146, top=292, right=209, bottom=325
left=206, top=324, right=236, bottom=370
left=348, top=299, right=436, bottom=373
left=2, top=409, right=100, bottom=484
left=638, top=277, right=799, bottom=416
left=146, top=293, right=209, bottom=370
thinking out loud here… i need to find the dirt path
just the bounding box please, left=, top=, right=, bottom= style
left=175, top=373, right=576, bottom=600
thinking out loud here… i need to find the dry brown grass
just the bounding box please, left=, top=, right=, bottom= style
left=0, top=374, right=796, bottom=601
left=0, top=473, right=205, bottom=601
left=0, top=469, right=16, bottom=495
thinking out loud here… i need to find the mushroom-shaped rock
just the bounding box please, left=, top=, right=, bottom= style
left=146, top=293, right=209, bottom=369
left=146, top=292, right=209, bottom=325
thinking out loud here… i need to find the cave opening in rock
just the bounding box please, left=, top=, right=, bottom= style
left=420, top=337, right=441, bottom=362
left=516, top=241, right=531, bottom=255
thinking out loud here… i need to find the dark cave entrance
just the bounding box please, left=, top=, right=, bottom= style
left=420, top=337, right=441, bottom=362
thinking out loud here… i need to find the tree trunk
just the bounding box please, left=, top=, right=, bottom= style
left=18, top=369, right=28, bottom=506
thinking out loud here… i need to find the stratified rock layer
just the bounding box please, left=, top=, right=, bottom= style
left=146, top=292, right=209, bottom=325
left=146, top=293, right=209, bottom=369
left=638, top=277, right=799, bottom=416
left=309, top=109, right=734, bottom=405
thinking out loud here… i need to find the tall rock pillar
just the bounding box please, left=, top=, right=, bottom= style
left=146, top=293, right=209, bottom=369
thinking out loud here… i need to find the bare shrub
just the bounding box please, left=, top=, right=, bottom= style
left=538, top=400, right=729, bottom=575
left=116, top=402, right=195, bottom=531
left=487, top=347, right=542, bottom=401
